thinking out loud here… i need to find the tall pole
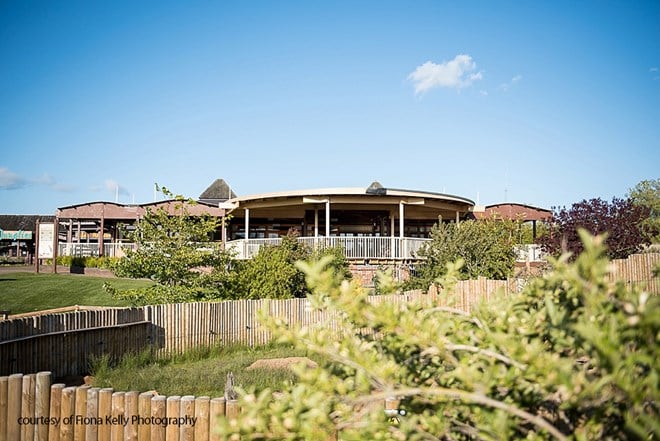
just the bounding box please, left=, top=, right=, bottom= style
left=325, top=200, right=330, bottom=237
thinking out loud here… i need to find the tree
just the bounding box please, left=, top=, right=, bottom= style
left=236, top=230, right=351, bottom=299
left=406, top=218, right=519, bottom=289
left=628, top=178, right=660, bottom=243
left=219, top=232, right=659, bottom=440
left=538, top=197, right=650, bottom=260
left=105, top=186, right=237, bottom=305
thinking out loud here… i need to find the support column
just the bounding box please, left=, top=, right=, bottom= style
left=325, top=200, right=330, bottom=237
left=98, top=216, right=104, bottom=257
left=455, top=211, right=460, bottom=224
left=390, top=211, right=396, bottom=259
left=244, top=208, right=250, bottom=239
left=314, top=208, right=319, bottom=237
left=399, top=202, right=404, bottom=239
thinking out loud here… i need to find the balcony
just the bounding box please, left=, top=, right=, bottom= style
left=226, top=236, right=432, bottom=260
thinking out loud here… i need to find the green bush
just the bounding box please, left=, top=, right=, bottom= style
left=54, top=256, right=120, bottom=269
left=236, top=234, right=351, bottom=299
left=220, top=232, right=659, bottom=440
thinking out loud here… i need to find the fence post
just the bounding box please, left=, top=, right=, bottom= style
left=21, top=374, right=36, bottom=441
left=35, top=372, right=51, bottom=441
left=6, top=374, right=23, bottom=441
left=98, top=388, right=113, bottom=441
left=209, top=398, right=226, bottom=441
left=125, top=391, right=139, bottom=441
left=166, top=396, right=181, bottom=441
left=0, top=376, right=8, bottom=441
left=48, top=384, right=65, bottom=441
left=180, top=395, right=195, bottom=441
left=75, top=385, right=90, bottom=441
left=110, top=392, right=125, bottom=441
left=60, top=386, right=76, bottom=441
left=86, top=387, right=100, bottom=441
left=151, top=395, right=167, bottom=441
left=137, top=392, right=153, bottom=441
left=194, top=396, right=210, bottom=441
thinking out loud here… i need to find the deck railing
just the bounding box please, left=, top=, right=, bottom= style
left=56, top=240, right=547, bottom=262
left=226, top=236, right=432, bottom=260
left=57, top=242, right=137, bottom=258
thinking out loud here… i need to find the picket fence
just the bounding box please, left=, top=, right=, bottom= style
left=1, top=253, right=658, bottom=379
left=0, top=371, right=242, bottom=441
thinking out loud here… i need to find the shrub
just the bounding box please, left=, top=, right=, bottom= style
left=219, top=232, right=659, bottom=440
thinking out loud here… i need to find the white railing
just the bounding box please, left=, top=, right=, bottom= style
left=58, top=243, right=137, bottom=258
left=514, top=244, right=546, bottom=262
left=225, top=237, right=431, bottom=260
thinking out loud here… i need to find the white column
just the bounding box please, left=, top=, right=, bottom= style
left=314, top=208, right=319, bottom=237
left=325, top=200, right=330, bottom=237
left=456, top=210, right=460, bottom=223
left=399, top=202, right=404, bottom=239
left=244, top=208, right=250, bottom=239
left=390, top=211, right=396, bottom=259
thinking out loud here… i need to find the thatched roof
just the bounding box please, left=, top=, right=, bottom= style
left=0, top=215, right=55, bottom=231
left=198, top=179, right=236, bottom=204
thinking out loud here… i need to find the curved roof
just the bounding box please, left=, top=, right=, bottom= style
left=228, top=186, right=475, bottom=206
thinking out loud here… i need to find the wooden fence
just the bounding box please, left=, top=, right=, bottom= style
left=1, top=253, right=657, bottom=378
left=0, top=371, right=241, bottom=441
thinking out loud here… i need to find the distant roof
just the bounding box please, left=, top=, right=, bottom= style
left=0, top=215, right=55, bottom=231
left=199, top=179, right=236, bottom=203
left=471, top=203, right=552, bottom=221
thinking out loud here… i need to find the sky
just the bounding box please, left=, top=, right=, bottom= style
left=1, top=0, right=659, bottom=215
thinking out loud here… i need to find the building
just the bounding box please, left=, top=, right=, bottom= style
left=52, top=180, right=550, bottom=282
left=0, top=215, right=55, bottom=261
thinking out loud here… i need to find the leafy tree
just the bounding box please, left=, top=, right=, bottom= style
left=219, top=232, right=659, bottom=440
left=538, top=197, right=650, bottom=259
left=406, top=218, right=518, bottom=289
left=236, top=231, right=351, bottom=299
left=105, top=186, right=236, bottom=305
left=628, top=178, right=660, bottom=243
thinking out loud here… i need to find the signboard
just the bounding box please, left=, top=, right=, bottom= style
left=38, top=223, right=55, bottom=259
left=0, top=229, right=32, bottom=240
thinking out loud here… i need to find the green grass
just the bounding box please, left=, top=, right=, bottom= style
left=90, top=343, right=318, bottom=397
left=0, top=272, right=153, bottom=314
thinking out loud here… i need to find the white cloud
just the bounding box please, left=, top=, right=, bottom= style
left=0, top=167, right=74, bottom=192
left=408, top=54, right=483, bottom=94
left=0, top=167, right=26, bottom=190
left=650, top=67, right=658, bottom=72
left=498, top=74, right=522, bottom=92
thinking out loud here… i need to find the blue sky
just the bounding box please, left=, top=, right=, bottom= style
left=1, top=1, right=658, bottom=214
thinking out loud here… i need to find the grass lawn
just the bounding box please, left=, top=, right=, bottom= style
left=91, top=344, right=317, bottom=397
left=0, top=272, right=153, bottom=314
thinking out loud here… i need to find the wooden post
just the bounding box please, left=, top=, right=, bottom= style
left=35, top=372, right=51, bottom=441
left=225, top=400, right=240, bottom=420
left=98, top=388, right=113, bottom=441
left=21, top=374, right=36, bottom=441
left=6, top=374, right=22, bottom=441
left=180, top=395, right=195, bottom=441
left=0, top=376, right=8, bottom=441
left=86, top=388, right=100, bottom=441
left=166, top=396, right=181, bottom=441
left=138, top=392, right=153, bottom=441
left=35, top=220, right=40, bottom=273
left=53, top=217, right=59, bottom=273
left=60, top=386, right=76, bottom=441
left=209, top=398, right=226, bottom=441
left=151, top=395, right=167, bottom=441
left=48, top=384, right=65, bottom=441
left=111, top=392, right=125, bottom=441
left=194, top=397, right=210, bottom=441
left=75, top=385, right=90, bottom=441
left=125, top=391, right=139, bottom=441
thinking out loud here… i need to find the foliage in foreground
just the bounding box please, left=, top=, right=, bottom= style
left=406, top=218, right=519, bottom=289
left=219, top=232, right=659, bottom=440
